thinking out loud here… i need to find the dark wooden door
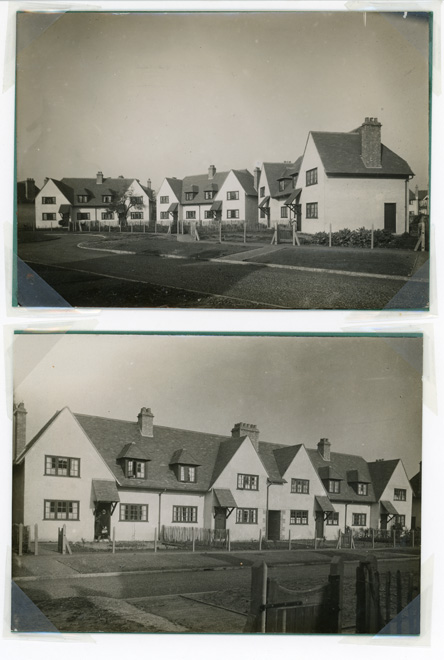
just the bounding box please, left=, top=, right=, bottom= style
left=95, top=503, right=111, bottom=540
left=267, top=510, right=281, bottom=540
left=380, top=514, right=388, bottom=530
left=384, top=203, right=397, bottom=233
left=296, top=205, right=302, bottom=231
left=315, top=513, right=324, bottom=538
left=214, top=507, right=227, bottom=531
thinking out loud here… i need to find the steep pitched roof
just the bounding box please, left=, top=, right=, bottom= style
left=263, top=158, right=302, bottom=198
left=165, top=178, right=183, bottom=198
left=307, top=448, right=376, bottom=503
left=55, top=177, right=154, bottom=207
left=75, top=413, right=229, bottom=492
left=272, top=444, right=303, bottom=477
left=310, top=131, right=413, bottom=177
left=367, top=459, right=401, bottom=500
left=232, top=169, right=257, bottom=196
left=14, top=409, right=63, bottom=463
left=210, top=437, right=245, bottom=485
left=17, top=181, right=40, bottom=204
left=410, top=469, right=421, bottom=498
left=181, top=171, right=230, bottom=205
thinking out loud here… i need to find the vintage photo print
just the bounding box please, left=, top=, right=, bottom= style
left=15, top=10, right=430, bottom=310
left=12, top=332, right=422, bottom=634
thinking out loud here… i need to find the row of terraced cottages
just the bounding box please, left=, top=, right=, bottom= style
left=12, top=403, right=413, bottom=543
left=156, top=117, right=414, bottom=235
left=32, top=117, right=413, bottom=235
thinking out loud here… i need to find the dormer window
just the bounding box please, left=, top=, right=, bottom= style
left=204, top=191, right=214, bottom=200
left=327, top=479, right=341, bottom=494
left=278, top=180, right=286, bottom=192
left=126, top=460, right=146, bottom=479
left=179, top=465, right=196, bottom=483
left=102, top=195, right=112, bottom=203
left=77, top=195, right=88, bottom=203
left=357, top=483, right=368, bottom=495
left=185, top=192, right=195, bottom=201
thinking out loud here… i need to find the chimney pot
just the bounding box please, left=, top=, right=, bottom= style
left=208, top=165, right=216, bottom=180
left=253, top=167, right=261, bottom=191
left=25, top=178, right=36, bottom=202
left=96, top=171, right=104, bottom=185
left=147, top=179, right=151, bottom=189
left=13, top=402, right=27, bottom=459
left=138, top=407, right=154, bottom=437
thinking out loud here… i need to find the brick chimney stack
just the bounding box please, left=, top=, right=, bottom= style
left=231, top=422, right=260, bottom=452
left=317, top=438, right=331, bottom=461
left=147, top=179, right=152, bottom=189
left=96, top=171, right=104, bottom=185
left=137, top=407, right=154, bottom=437
left=25, top=178, right=36, bottom=202
left=253, top=167, right=261, bottom=191
left=13, top=403, right=27, bottom=459
left=360, top=117, right=382, bottom=168
left=208, top=165, right=216, bottom=180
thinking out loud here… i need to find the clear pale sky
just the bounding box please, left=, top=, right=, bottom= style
left=16, top=10, right=430, bottom=191
left=13, top=333, right=423, bottom=479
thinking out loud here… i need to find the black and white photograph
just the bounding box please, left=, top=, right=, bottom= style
left=12, top=332, right=422, bottom=635
left=15, top=9, right=430, bottom=310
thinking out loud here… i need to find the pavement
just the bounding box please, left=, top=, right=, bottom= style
left=12, top=545, right=420, bottom=581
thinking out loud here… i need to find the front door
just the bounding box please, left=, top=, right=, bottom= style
left=214, top=507, right=227, bottom=531
left=384, top=203, right=397, bottom=233
left=315, top=512, right=324, bottom=538
left=296, top=204, right=302, bottom=231
left=95, top=502, right=111, bottom=540
left=380, top=513, right=388, bottom=530
left=267, top=510, right=281, bottom=540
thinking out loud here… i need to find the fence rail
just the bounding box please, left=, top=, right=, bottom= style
left=161, top=525, right=229, bottom=547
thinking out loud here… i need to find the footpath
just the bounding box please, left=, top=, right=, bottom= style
left=12, top=545, right=420, bottom=581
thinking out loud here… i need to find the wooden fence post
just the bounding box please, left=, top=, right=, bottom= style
left=396, top=570, right=402, bottom=634
left=326, top=556, right=344, bottom=633
left=18, top=523, right=23, bottom=557
left=154, top=527, right=158, bottom=553
left=244, top=561, right=268, bottom=633
left=34, top=523, right=39, bottom=556
left=356, top=556, right=382, bottom=633
left=112, top=526, right=116, bottom=554
left=227, top=528, right=231, bottom=552
left=288, top=529, right=291, bottom=551
left=243, top=221, right=247, bottom=245
left=329, top=223, right=332, bottom=247
left=219, top=221, right=222, bottom=244
left=259, top=528, right=262, bottom=551
left=412, top=530, right=415, bottom=548
left=393, top=528, right=396, bottom=548
left=192, top=526, right=196, bottom=552
left=62, top=524, right=66, bottom=555
left=372, top=528, right=375, bottom=549
left=371, top=224, right=374, bottom=249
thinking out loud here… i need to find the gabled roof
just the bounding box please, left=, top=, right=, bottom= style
left=307, top=448, right=376, bottom=503
left=310, top=131, right=413, bottom=178
left=75, top=413, right=230, bottom=491
left=272, top=444, right=303, bottom=477
left=17, top=181, right=40, bottom=204
left=256, top=442, right=287, bottom=484
left=44, top=176, right=155, bottom=207
left=165, top=177, right=183, bottom=199
left=210, top=436, right=245, bottom=485
left=181, top=171, right=230, bottom=205
left=232, top=169, right=257, bottom=196
left=367, top=459, right=401, bottom=500
left=15, top=409, right=63, bottom=463
left=410, top=470, right=421, bottom=498
left=262, top=158, right=302, bottom=199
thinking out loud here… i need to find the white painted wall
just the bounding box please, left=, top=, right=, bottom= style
left=22, top=408, right=115, bottom=541
left=212, top=438, right=268, bottom=541
left=157, top=179, right=181, bottom=225
left=376, top=461, right=413, bottom=529
left=35, top=180, right=70, bottom=229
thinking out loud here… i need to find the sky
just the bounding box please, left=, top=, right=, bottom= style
left=15, top=10, right=430, bottom=191
left=12, top=333, right=423, bottom=478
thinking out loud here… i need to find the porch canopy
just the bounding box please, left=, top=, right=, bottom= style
left=315, top=495, right=336, bottom=513
left=92, top=479, right=120, bottom=503
left=214, top=488, right=237, bottom=508
left=285, top=188, right=301, bottom=206
left=168, top=203, right=178, bottom=213
left=380, top=500, right=399, bottom=515
left=210, top=200, right=222, bottom=212
left=258, top=196, right=270, bottom=209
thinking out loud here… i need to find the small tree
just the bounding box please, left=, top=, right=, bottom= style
left=108, top=187, right=145, bottom=228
